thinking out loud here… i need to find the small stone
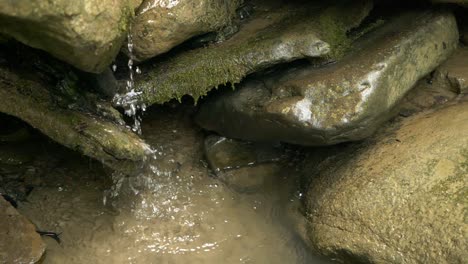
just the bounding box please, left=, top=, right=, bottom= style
left=0, top=196, right=45, bottom=263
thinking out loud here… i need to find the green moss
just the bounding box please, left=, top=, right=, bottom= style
left=136, top=1, right=373, bottom=106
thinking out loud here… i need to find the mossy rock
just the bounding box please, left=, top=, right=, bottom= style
left=132, top=0, right=373, bottom=107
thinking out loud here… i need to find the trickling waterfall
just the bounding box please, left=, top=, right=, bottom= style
left=113, top=31, right=146, bottom=135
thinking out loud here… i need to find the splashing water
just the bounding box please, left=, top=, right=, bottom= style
left=113, top=32, right=146, bottom=134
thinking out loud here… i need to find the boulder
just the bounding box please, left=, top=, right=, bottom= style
left=0, top=65, right=152, bottom=173
left=0, top=196, right=45, bottom=263
left=196, top=10, right=459, bottom=146
left=0, top=0, right=133, bottom=73
left=131, top=0, right=373, bottom=106
left=130, top=0, right=243, bottom=61
left=303, top=100, right=468, bottom=263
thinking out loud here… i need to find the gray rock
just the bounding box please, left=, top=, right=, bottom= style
left=0, top=0, right=134, bottom=73
left=204, top=134, right=284, bottom=172
left=132, top=0, right=373, bottom=106
left=196, top=10, right=459, bottom=146
left=303, top=100, right=468, bottom=263
left=0, top=196, right=45, bottom=263
left=130, top=0, right=243, bottom=61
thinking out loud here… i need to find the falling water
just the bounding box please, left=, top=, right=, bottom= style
left=112, top=32, right=146, bottom=134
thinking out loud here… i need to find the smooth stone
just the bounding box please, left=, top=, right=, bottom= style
left=196, top=10, right=459, bottom=146
left=303, top=100, right=468, bottom=263
left=130, top=0, right=242, bottom=61
left=433, top=47, right=468, bottom=94
left=204, top=134, right=284, bottom=172
left=0, top=196, right=45, bottom=263
left=0, top=0, right=134, bottom=73
left=132, top=0, right=373, bottom=106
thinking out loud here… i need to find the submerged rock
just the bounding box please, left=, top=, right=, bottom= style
left=131, top=0, right=243, bottom=61
left=204, top=134, right=283, bottom=172
left=0, top=66, right=152, bottom=173
left=196, top=10, right=459, bottom=146
left=0, top=0, right=133, bottom=73
left=0, top=196, right=45, bottom=263
left=133, top=0, right=373, bottom=106
left=303, top=100, right=468, bottom=263
left=204, top=135, right=286, bottom=193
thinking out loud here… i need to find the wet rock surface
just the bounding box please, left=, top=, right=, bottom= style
left=0, top=196, right=45, bottom=263
left=303, top=99, right=468, bottom=263
left=0, top=62, right=152, bottom=173
left=433, top=47, right=468, bottom=94
left=204, top=134, right=284, bottom=172
left=133, top=0, right=373, bottom=106
left=204, top=134, right=287, bottom=193
left=0, top=0, right=133, bottom=73
left=196, top=10, right=459, bottom=146
left=131, top=0, right=243, bottom=61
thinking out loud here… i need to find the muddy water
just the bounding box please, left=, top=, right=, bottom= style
left=16, top=106, right=329, bottom=264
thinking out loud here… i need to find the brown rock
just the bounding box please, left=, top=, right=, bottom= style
left=0, top=196, right=45, bottom=263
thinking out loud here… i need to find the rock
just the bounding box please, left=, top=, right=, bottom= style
left=397, top=77, right=459, bottom=117
left=0, top=196, right=45, bottom=263
left=0, top=65, right=152, bottom=173
left=204, top=135, right=283, bottom=172
left=303, top=100, right=468, bottom=263
left=0, top=0, right=133, bottom=73
left=131, top=0, right=373, bottom=106
left=130, top=0, right=243, bottom=61
left=432, top=0, right=468, bottom=6
left=218, top=163, right=283, bottom=193
left=196, top=10, right=459, bottom=146
left=433, top=47, right=468, bottom=94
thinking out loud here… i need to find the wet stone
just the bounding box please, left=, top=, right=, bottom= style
left=196, top=10, right=459, bottom=146
left=218, top=163, right=283, bottom=193
left=0, top=0, right=133, bottom=73
left=130, top=0, right=243, bottom=61
left=133, top=0, right=373, bottom=106
left=433, top=47, right=468, bottom=94
left=0, top=196, right=45, bottom=263
left=204, top=134, right=284, bottom=172
left=303, top=100, right=468, bottom=263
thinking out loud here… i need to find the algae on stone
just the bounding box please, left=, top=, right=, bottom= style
left=0, top=66, right=152, bottom=173
left=0, top=0, right=133, bottom=73
left=132, top=0, right=373, bottom=106
left=196, top=10, right=459, bottom=146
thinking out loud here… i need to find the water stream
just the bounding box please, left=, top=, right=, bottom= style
left=14, top=105, right=331, bottom=264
